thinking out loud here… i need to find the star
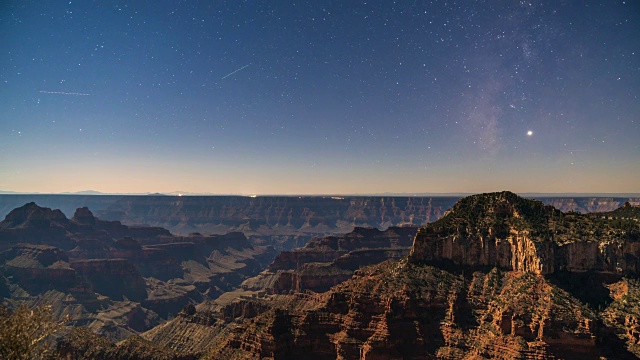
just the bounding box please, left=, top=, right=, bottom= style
left=527, top=130, right=533, bottom=137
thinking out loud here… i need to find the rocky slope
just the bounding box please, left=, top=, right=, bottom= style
left=138, top=261, right=628, bottom=359
left=0, top=203, right=276, bottom=341
left=57, top=327, right=194, bottom=360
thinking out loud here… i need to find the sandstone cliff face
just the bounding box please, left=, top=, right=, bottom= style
left=409, top=191, right=640, bottom=276
left=601, top=279, right=640, bottom=357
left=410, top=229, right=554, bottom=274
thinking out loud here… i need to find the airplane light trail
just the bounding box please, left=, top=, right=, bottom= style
left=221, top=64, right=250, bottom=80
left=39, top=90, right=90, bottom=96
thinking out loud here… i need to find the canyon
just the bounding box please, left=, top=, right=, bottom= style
left=3, top=192, right=640, bottom=359
left=0, top=195, right=459, bottom=238
left=53, top=192, right=640, bottom=359
left=241, top=225, right=418, bottom=294
left=1, top=194, right=637, bottom=239
left=0, top=202, right=276, bottom=340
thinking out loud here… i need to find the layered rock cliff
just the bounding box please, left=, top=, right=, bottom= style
left=2, top=194, right=636, bottom=238
left=409, top=191, right=640, bottom=275
left=241, top=226, right=417, bottom=294
left=0, top=195, right=460, bottom=238
left=137, top=260, right=628, bottom=359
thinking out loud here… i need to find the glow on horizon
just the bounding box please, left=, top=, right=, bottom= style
left=2, top=157, right=639, bottom=195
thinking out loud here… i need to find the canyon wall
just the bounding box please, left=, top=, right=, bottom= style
left=2, top=195, right=636, bottom=238
left=409, top=192, right=640, bottom=276
left=242, top=226, right=417, bottom=294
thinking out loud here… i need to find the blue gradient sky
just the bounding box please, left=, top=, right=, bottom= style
left=1, top=1, right=639, bottom=194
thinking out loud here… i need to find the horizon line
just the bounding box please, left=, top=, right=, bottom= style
left=1, top=190, right=639, bottom=197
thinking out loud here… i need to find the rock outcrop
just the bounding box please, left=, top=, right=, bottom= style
left=242, top=226, right=417, bottom=294
left=2, top=244, right=80, bottom=293
left=409, top=191, right=640, bottom=276
left=601, top=279, right=640, bottom=357
left=138, top=261, right=624, bottom=359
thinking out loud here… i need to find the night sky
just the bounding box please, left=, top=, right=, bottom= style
left=1, top=1, right=639, bottom=195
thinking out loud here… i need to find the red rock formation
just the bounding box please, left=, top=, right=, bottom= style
left=51, top=193, right=640, bottom=358
left=409, top=191, right=640, bottom=276
left=142, top=261, right=608, bottom=359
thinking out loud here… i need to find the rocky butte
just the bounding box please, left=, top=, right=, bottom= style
left=409, top=191, right=640, bottom=275
left=51, top=191, right=640, bottom=359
